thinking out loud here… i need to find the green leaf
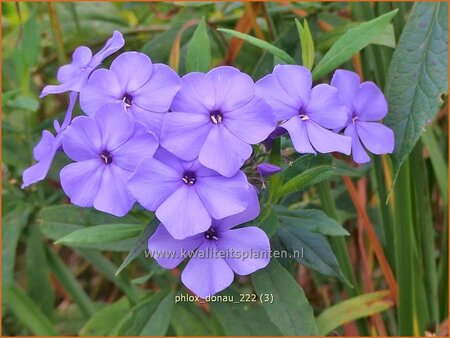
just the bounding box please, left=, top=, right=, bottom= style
left=210, top=289, right=281, bottom=336
left=2, top=205, right=32, bottom=290
left=4, top=283, right=58, bottom=336
left=8, top=95, right=39, bottom=112
left=384, top=3, right=448, bottom=179
left=185, top=17, right=211, bottom=72
left=296, top=19, right=315, bottom=69
left=316, top=290, right=393, bottom=335
left=312, top=9, right=398, bottom=80
left=275, top=207, right=349, bottom=236
left=171, top=301, right=219, bottom=336
left=114, top=291, right=174, bottom=336
left=79, top=298, right=130, bottom=336
left=218, top=28, right=297, bottom=65
left=276, top=220, right=349, bottom=283
left=252, top=259, right=318, bottom=335
left=115, top=217, right=159, bottom=275
left=21, top=10, right=40, bottom=68
left=55, top=223, right=144, bottom=246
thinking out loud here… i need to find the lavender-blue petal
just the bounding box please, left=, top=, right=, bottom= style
left=181, top=240, right=234, bottom=298
left=110, top=52, right=153, bottom=93
left=90, top=30, right=125, bottom=67
left=356, top=121, right=394, bottom=155
left=306, top=120, right=352, bottom=155
left=354, top=82, right=388, bottom=122
left=273, top=64, right=312, bottom=108
left=282, top=116, right=315, bottom=154
left=330, top=69, right=360, bottom=110
left=257, top=163, right=282, bottom=177
left=63, top=116, right=102, bottom=161
left=344, top=123, right=371, bottom=164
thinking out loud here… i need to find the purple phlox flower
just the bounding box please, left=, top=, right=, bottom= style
left=40, top=31, right=124, bottom=98
left=331, top=70, right=394, bottom=164
left=22, top=92, right=78, bottom=188
left=160, top=66, right=276, bottom=178
left=256, top=65, right=351, bottom=155
left=80, top=51, right=181, bottom=136
left=60, top=103, right=158, bottom=217
left=127, top=148, right=250, bottom=240
left=257, top=162, right=282, bottom=177
left=148, top=186, right=270, bottom=298
left=262, top=126, right=287, bottom=151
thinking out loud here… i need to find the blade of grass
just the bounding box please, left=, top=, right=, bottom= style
left=45, top=247, right=96, bottom=318
left=47, top=3, right=66, bottom=64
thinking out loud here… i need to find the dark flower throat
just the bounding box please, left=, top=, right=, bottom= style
left=100, top=150, right=113, bottom=164
left=182, top=171, right=196, bottom=185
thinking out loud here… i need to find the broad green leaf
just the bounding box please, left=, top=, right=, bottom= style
left=171, top=301, right=219, bottom=336
left=115, top=217, right=159, bottom=275
left=252, top=259, right=318, bottom=335
left=316, top=290, right=393, bottom=335
left=275, top=206, right=349, bottom=236
left=46, top=247, right=96, bottom=318
left=8, top=95, right=39, bottom=112
left=210, top=289, right=281, bottom=336
left=296, top=19, right=315, bottom=69
left=2, top=205, right=32, bottom=289
left=4, top=283, right=58, bottom=336
left=114, top=291, right=174, bottom=336
left=276, top=222, right=349, bottom=283
left=258, top=208, right=278, bottom=238
left=218, top=28, right=297, bottom=65
left=186, top=17, right=211, bottom=72
left=384, top=3, right=448, bottom=179
left=312, top=9, right=398, bottom=80
left=55, top=223, right=144, bottom=246
left=79, top=298, right=130, bottom=336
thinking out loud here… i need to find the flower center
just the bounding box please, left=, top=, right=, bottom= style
left=204, top=227, right=219, bottom=241
left=123, top=93, right=133, bottom=108
left=299, top=113, right=309, bottom=121
left=210, top=111, right=223, bottom=124
left=182, top=171, right=197, bottom=186
left=100, top=150, right=113, bottom=165
left=352, top=116, right=358, bottom=123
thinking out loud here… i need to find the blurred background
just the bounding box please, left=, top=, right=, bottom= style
left=2, top=1, right=448, bottom=336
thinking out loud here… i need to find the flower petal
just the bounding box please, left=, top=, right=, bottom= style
left=33, top=130, right=55, bottom=161
left=127, top=157, right=181, bottom=211
left=255, top=73, right=299, bottom=121
left=128, top=105, right=166, bottom=137
left=63, top=116, right=102, bottom=161
left=110, top=124, right=158, bottom=171
left=148, top=224, right=204, bottom=269
left=330, top=69, right=360, bottom=109
left=356, top=121, right=394, bottom=154
left=133, top=63, right=181, bottom=113
left=181, top=241, right=234, bottom=298
left=170, top=72, right=215, bottom=114
left=156, top=185, right=211, bottom=239
left=273, top=64, right=312, bottom=108
left=282, top=116, right=315, bottom=154
left=93, top=164, right=135, bottom=217
left=207, top=66, right=255, bottom=112
left=306, top=120, right=352, bottom=154
left=94, top=103, right=134, bottom=151
left=154, top=147, right=186, bottom=176
left=344, top=123, right=370, bottom=164
left=214, top=185, right=260, bottom=231
left=90, top=30, right=125, bottom=67
left=40, top=81, right=76, bottom=98
left=160, top=112, right=211, bottom=161
left=57, top=46, right=92, bottom=83
left=79, top=69, right=122, bottom=115
left=110, top=52, right=153, bottom=93
left=305, top=84, right=348, bottom=130
left=195, top=170, right=249, bottom=220
left=199, top=125, right=252, bottom=177
left=217, top=227, right=270, bottom=275
left=60, top=160, right=104, bottom=207
left=223, top=97, right=276, bottom=144
left=354, top=82, right=388, bottom=121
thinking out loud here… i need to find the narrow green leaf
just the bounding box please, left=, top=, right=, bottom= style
left=312, top=9, right=398, bottom=80
left=252, top=259, right=318, bottom=335
left=275, top=206, right=349, bottom=236
left=21, top=10, right=41, bottom=68
left=114, top=291, right=174, bottom=336
left=295, top=19, right=315, bottom=69
left=280, top=165, right=332, bottom=196
left=276, top=222, right=349, bottom=283
left=115, top=217, right=159, bottom=275
left=185, top=17, right=211, bottom=72
left=316, top=290, right=393, bottom=335
left=384, top=3, right=448, bottom=179
left=171, top=301, right=219, bottom=336
left=79, top=298, right=130, bottom=336
left=4, top=283, right=58, bottom=336
left=55, top=223, right=144, bottom=246
left=46, top=247, right=96, bottom=318
left=218, top=28, right=297, bottom=65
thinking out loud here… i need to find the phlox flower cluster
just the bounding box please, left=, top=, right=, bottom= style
left=22, top=31, right=394, bottom=298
